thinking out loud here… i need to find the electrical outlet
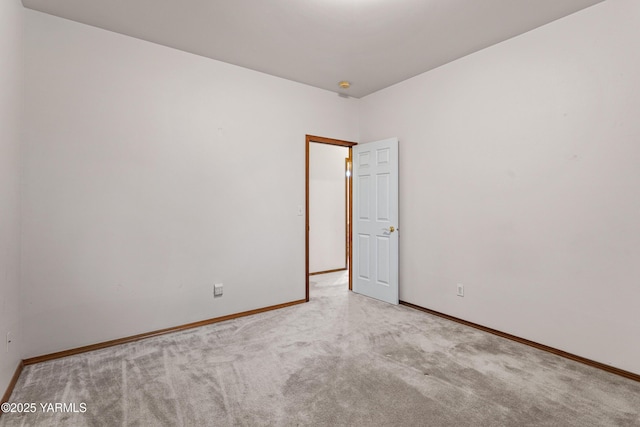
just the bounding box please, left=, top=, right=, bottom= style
left=6, top=332, right=12, bottom=352
left=214, top=283, right=223, bottom=297
left=457, top=284, right=464, bottom=297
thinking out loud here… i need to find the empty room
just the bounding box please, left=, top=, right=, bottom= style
left=1, top=0, right=639, bottom=425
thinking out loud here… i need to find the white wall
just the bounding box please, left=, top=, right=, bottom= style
left=309, top=144, right=349, bottom=273
left=22, top=10, right=358, bottom=358
left=18, top=0, right=640, bottom=377
left=359, top=0, right=640, bottom=375
left=0, top=0, right=23, bottom=394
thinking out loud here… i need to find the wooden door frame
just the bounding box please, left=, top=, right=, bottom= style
left=305, top=135, right=357, bottom=301
left=345, top=157, right=351, bottom=268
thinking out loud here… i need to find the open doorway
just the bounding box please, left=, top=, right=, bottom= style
left=309, top=143, right=349, bottom=274
left=305, top=135, right=357, bottom=301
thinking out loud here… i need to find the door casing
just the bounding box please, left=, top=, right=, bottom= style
left=305, top=135, right=357, bottom=301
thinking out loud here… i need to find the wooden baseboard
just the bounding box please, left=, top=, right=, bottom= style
left=1, top=361, right=24, bottom=408
left=309, top=268, right=347, bottom=276
left=399, top=301, right=640, bottom=383
left=24, top=299, right=306, bottom=365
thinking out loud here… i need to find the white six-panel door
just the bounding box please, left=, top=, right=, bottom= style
left=352, top=138, right=399, bottom=305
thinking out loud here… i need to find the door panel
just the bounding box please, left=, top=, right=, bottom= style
left=357, top=235, right=370, bottom=280
left=358, top=175, right=370, bottom=220
left=376, top=236, right=390, bottom=285
left=376, top=174, right=390, bottom=220
left=352, top=138, right=399, bottom=305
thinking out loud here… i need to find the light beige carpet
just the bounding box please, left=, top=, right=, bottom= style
left=2, top=271, right=639, bottom=426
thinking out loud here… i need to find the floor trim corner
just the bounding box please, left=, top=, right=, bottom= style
left=399, top=301, right=640, bottom=383
left=24, top=299, right=306, bottom=366
left=1, top=360, right=24, bottom=410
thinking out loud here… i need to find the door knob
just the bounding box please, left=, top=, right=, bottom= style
left=388, top=226, right=395, bottom=233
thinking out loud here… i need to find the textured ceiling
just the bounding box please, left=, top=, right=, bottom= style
left=22, top=0, right=604, bottom=98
